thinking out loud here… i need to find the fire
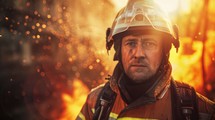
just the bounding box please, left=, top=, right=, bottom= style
left=111, top=0, right=191, bottom=14
left=111, top=0, right=128, bottom=11
left=60, top=79, right=89, bottom=120
left=170, top=37, right=203, bottom=89
left=170, top=31, right=215, bottom=93
left=0, top=0, right=214, bottom=120
left=155, top=0, right=191, bottom=13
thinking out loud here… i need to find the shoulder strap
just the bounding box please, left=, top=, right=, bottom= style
left=171, top=80, right=199, bottom=120
left=93, top=82, right=117, bottom=120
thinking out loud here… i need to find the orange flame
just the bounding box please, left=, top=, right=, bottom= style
left=170, top=37, right=203, bottom=89
left=60, top=79, right=89, bottom=120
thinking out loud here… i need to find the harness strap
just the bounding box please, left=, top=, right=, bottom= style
left=93, top=82, right=117, bottom=120
left=171, top=80, right=199, bottom=120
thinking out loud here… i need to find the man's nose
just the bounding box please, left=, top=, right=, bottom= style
left=134, top=44, right=145, bottom=58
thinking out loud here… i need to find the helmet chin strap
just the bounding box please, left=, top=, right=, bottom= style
left=106, top=27, right=113, bottom=55
left=172, top=25, right=180, bottom=53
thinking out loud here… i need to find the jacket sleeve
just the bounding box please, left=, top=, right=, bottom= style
left=196, top=93, right=215, bottom=120
left=76, top=86, right=103, bottom=120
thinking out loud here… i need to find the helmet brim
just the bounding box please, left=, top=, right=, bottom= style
left=113, top=26, right=174, bottom=41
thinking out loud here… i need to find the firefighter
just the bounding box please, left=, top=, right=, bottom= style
left=76, top=0, right=215, bottom=119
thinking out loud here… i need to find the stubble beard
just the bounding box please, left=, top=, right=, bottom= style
left=126, top=66, right=156, bottom=83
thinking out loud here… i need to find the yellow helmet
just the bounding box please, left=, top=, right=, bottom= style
left=106, top=0, right=179, bottom=59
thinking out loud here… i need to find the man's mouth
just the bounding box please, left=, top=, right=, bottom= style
left=130, top=64, right=147, bottom=67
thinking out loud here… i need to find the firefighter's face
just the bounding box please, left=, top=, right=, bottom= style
left=121, top=34, right=163, bottom=83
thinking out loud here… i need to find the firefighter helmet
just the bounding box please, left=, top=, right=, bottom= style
left=106, top=0, right=179, bottom=59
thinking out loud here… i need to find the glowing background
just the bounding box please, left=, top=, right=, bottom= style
left=0, top=0, right=214, bottom=120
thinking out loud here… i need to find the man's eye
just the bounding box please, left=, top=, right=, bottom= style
left=143, top=42, right=156, bottom=48
left=126, top=42, right=136, bottom=47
